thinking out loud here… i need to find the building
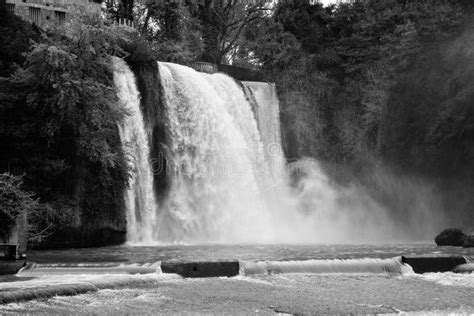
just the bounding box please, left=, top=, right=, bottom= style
left=5, top=0, right=102, bottom=27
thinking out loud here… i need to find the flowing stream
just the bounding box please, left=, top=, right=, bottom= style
left=113, top=57, right=157, bottom=243
left=156, top=63, right=275, bottom=243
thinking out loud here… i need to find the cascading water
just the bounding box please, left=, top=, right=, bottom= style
left=242, top=81, right=286, bottom=179
left=156, top=63, right=273, bottom=243
left=115, top=59, right=407, bottom=244
left=113, top=57, right=157, bottom=243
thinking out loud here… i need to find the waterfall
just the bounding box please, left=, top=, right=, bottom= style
left=113, top=57, right=157, bottom=244
left=114, top=60, right=329, bottom=244
left=156, top=62, right=273, bottom=243
left=242, top=81, right=286, bottom=179
left=114, top=60, right=402, bottom=244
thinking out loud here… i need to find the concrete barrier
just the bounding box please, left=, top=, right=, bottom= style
left=0, top=260, right=26, bottom=275
left=401, top=256, right=467, bottom=274
left=161, top=260, right=240, bottom=278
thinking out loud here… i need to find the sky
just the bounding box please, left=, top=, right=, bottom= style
left=319, top=0, right=343, bottom=6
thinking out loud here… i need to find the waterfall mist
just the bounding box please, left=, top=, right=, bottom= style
left=114, top=59, right=441, bottom=244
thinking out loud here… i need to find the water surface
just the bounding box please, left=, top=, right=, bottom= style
left=28, top=242, right=474, bottom=264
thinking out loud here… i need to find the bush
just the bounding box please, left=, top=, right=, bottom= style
left=0, top=13, right=130, bottom=246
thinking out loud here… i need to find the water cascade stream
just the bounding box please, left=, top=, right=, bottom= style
left=113, top=58, right=157, bottom=243
left=156, top=63, right=274, bottom=243
left=114, top=59, right=406, bottom=244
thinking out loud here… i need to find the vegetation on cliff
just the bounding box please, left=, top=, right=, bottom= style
left=236, top=0, right=474, bottom=226
left=0, top=11, right=133, bottom=246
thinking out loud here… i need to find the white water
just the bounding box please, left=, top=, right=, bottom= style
left=114, top=61, right=418, bottom=244
left=17, top=262, right=159, bottom=276
left=156, top=63, right=272, bottom=243
left=242, top=81, right=285, bottom=178
left=241, top=257, right=413, bottom=275
left=113, top=58, right=157, bottom=243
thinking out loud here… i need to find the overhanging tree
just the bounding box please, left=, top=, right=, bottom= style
left=197, top=0, right=270, bottom=65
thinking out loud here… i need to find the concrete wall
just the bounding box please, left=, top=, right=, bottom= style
left=6, top=0, right=102, bottom=27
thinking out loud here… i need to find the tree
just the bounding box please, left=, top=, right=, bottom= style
left=105, top=0, right=135, bottom=22
left=134, top=0, right=203, bottom=64
left=197, top=0, right=271, bottom=65
left=133, top=0, right=271, bottom=65
left=0, top=9, right=40, bottom=77
left=0, top=12, right=130, bottom=245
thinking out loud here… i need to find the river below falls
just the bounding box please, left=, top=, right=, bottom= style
left=26, top=242, right=474, bottom=263
left=1, top=243, right=473, bottom=314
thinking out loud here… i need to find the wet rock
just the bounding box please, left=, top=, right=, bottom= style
left=434, top=228, right=466, bottom=247
left=462, top=235, right=474, bottom=248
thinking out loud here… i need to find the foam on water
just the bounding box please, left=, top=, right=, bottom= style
left=241, top=257, right=413, bottom=275
left=413, top=272, right=474, bottom=288
left=0, top=273, right=174, bottom=305
left=0, top=254, right=472, bottom=307
left=453, top=263, right=474, bottom=273
left=17, top=262, right=161, bottom=276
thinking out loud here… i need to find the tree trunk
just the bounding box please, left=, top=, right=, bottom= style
left=199, top=0, right=220, bottom=65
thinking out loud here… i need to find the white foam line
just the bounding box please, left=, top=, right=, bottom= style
left=240, top=257, right=411, bottom=275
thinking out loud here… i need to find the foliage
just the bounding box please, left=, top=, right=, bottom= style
left=0, top=9, right=40, bottom=77
left=197, top=0, right=271, bottom=65
left=152, top=4, right=204, bottom=64
left=27, top=197, right=80, bottom=245
left=239, top=0, right=474, bottom=225
left=134, top=1, right=204, bottom=64
left=133, top=0, right=271, bottom=65
left=236, top=18, right=302, bottom=70
left=0, top=11, right=129, bottom=246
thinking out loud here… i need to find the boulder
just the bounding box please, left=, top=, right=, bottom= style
left=434, top=228, right=466, bottom=246
left=462, top=235, right=474, bottom=248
